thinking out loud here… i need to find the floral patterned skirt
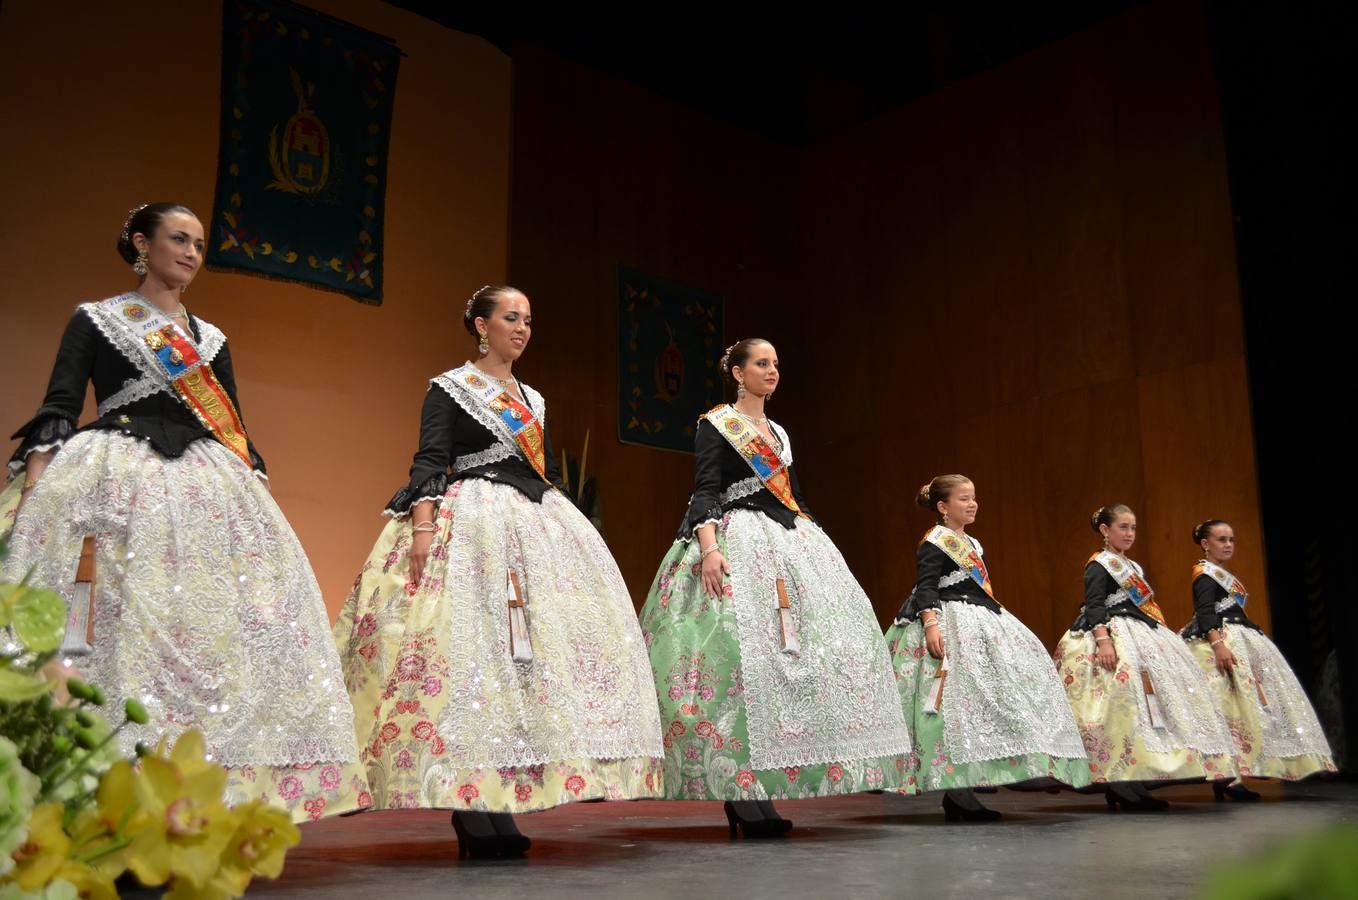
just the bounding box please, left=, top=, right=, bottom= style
left=886, top=604, right=1092, bottom=793
left=639, top=509, right=912, bottom=800
left=333, top=478, right=664, bottom=813
left=1183, top=625, right=1334, bottom=780
left=2, top=432, right=368, bottom=824
left=1054, top=618, right=1236, bottom=784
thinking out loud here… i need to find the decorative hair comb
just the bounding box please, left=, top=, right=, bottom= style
left=120, top=203, right=150, bottom=242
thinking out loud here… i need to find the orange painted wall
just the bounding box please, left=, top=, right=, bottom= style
left=0, top=0, right=512, bottom=616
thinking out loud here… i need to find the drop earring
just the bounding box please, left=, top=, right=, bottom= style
left=478, top=332, right=489, bottom=356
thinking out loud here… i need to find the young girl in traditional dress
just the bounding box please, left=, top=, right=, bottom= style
left=1180, top=519, right=1334, bottom=799
left=886, top=474, right=1090, bottom=821
left=1053, top=505, right=1235, bottom=810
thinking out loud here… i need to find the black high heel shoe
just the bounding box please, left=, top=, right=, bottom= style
left=1213, top=781, right=1262, bottom=803
left=452, top=811, right=501, bottom=859
left=941, top=791, right=1002, bottom=822
left=1130, top=783, right=1170, bottom=810
left=487, top=812, right=532, bottom=856
left=755, top=799, right=794, bottom=835
left=1104, top=786, right=1168, bottom=812
left=724, top=800, right=784, bottom=838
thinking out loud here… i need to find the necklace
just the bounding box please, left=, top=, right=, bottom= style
left=730, top=404, right=768, bottom=427
left=473, top=363, right=517, bottom=392
left=730, top=405, right=780, bottom=449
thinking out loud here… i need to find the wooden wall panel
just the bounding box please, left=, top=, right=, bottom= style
left=506, top=2, right=1264, bottom=647
left=786, top=2, right=1260, bottom=648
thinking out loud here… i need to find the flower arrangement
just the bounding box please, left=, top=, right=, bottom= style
left=1, top=553, right=299, bottom=899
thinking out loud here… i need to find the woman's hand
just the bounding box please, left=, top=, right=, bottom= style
left=409, top=531, right=434, bottom=586
left=14, top=449, right=55, bottom=514
left=1094, top=629, right=1117, bottom=671
left=1096, top=641, right=1118, bottom=671
left=924, top=615, right=945, bottom=660
left=1211, top=634, right=1237, bottom=673
left=702, top=550, right=731, bottom=598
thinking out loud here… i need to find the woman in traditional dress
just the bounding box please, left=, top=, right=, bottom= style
left=638, top=338, right=912, bottom=838
left=333, top=285, right=664, bottom=858
left=885, top=475, right=1091, bottom=821
left=1053, top=505, right=1235, bottom=810
left=1180, top=519, right=1334, bottom=800
left=2, top=202, right=368, bottom=822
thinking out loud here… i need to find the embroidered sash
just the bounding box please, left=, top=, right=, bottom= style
left=1193, top=560, right=1248, bottom=609
left=1092, top=551, right=1166, bottom=625
left=704, top=405, right=802, bottom=515
left=444, top=363, right=548, bottom=482
left=923, top=526, right=996, bottom=601
left=95, top=294, right=250, bottom=466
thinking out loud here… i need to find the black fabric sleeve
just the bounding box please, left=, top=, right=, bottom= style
left=542, top=423, right=565, bottom=492
left=1082, top=564, right=1110, bottom=628
left=788, top=463, right=814, bottom=521
left=678, top=419, right=724, bottom=538
left=910, top=543, right=947, bottom=612
left=1193, top=575, right=1225, bottom=634
left=383, top=386, right=455, bottom=515
left=8, top=310, right=98, bottom=472
left=209, top=340, right=267, bottom=474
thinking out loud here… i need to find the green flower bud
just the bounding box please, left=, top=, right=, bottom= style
left=123, top=699, right=149, bottom=726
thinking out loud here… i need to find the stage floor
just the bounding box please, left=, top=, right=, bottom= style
left=236, top=780, right=1356, bottom=899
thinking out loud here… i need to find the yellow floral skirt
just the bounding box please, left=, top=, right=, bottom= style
left=1054, top=618, right=1237, bottom=783
left=222, top=763, right=371, bottom=824
left=334, top=479, right=664, bottom=813
left=1185, top=625, right=1335, bottom=781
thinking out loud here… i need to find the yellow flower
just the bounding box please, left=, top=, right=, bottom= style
left=91, top=761, right=137, bottom=832
left=122, top=731, right=234, bottom=890
left=63, top=803, right=128, bottom=874
left=163, top=864, right=250, bottom=900
left=0, top=881, right=78, bottom=899
left=219, top=801, right=298, bottom=880
left=9, top=804, right=71, bottom=891
left=49, top=861, right=117, bottom=900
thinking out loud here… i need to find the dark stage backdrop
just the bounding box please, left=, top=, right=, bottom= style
left=508, top=0, right=1270, bottom=661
